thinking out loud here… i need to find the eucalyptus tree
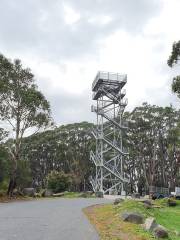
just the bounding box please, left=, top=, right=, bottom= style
left=0, top=128, right=9, bottom=185
left=126, top=103, right=180, bottom=192
left=21, top=122, right=94, bottom=191
left=0, top=54, right=52, bottom=196
left=168, top=40, right=180, bottom=98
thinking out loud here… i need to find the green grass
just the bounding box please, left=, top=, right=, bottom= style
left=114, top=199, right=180, bottom=240
left=63, top=191, right=95, bottom=198
left=63, top=192, right=82, bottom=198
left=84, top=199, right=180, bottom=240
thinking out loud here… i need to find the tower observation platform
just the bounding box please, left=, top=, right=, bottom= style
left=90, top=71, right=130, bottom=195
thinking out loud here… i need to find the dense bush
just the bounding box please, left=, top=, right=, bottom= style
left=47, top=171, right=71, bottom=193
left=16, top=160, right=32, bottom=189
left=0, top=146, right=10, bottom=184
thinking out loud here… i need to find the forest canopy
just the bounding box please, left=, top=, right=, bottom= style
left=0, top=42, right=180, bottom=196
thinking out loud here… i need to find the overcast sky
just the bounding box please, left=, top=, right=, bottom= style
left=0, top=0, right=179, bottom=125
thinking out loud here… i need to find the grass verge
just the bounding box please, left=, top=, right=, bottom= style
left=84, top=199, right=180, bottom=240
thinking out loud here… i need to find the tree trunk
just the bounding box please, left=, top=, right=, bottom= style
left=7, top=150, right=19, bottom=197
left=7, top=113, right=21, bottom=197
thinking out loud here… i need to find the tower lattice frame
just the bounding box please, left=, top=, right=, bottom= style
left=90, top=71, right=129, bottom=195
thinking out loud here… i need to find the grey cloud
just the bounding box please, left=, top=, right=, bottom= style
left=47, top=89, right=95, bottom=124
left=144, top=85, right=179, bottom=109
left=0, top=0, right=161, bottom=61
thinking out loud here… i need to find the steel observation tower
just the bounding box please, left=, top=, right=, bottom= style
left=90, top=71, right=130, bottom=195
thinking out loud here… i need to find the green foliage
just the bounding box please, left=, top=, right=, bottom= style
left=16, top=160, right=32, bottom=189
left=0, top=145, right=10, bottom=184
left=172, top=76, right=180, bottom=98
left=125, top=103, right=180, bottom=190
left=0, top=53, right=52, bottom=194
left=168, top=41, right=180, bottom=67
left=168, top=41, right=180, bottom=98
left=0, top=54, right=52, bottom=139
left=0, top=179, right=9, bottom=192
left=61, top=191, right=95, bottom=198
left=0, top=54, right=52, bottom=130
left=17, top=105, right=180, bottom=193
left=47, top=171, right=72, bottom=193
left=0, top=189, right=6, bottom=197
left=21, top=121, right=94, bottom=191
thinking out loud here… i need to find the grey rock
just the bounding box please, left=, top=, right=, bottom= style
left=95, top=191, right=103, bottom=198
left=114, top=198, right=124, bottom=205
left=142, top=200, right=152, bottom=205
left=121, top=212, right=144, bottom=224
left=13, top=189, right=23, bottom=196
left=144, top=203, right=152, bottom=209
left=23, top=188, right=35, bottom=197
left=144, top=217, right=157, bottom=231
left=132, top=193, right=140, bottom=198
left=43, top=189, right=53, bottom=197
left=153, top=225, right=168, bottom=238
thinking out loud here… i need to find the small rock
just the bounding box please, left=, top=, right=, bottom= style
left=144, top=203, right=152, bottom=209
left=114, top=198, right=124, bottom=205
left=132, top=193, right=140, bottom=198
left=121, top=212, right=144, bottom=224
left=153, top=225, right=168, bottom=238
left=144, top=195, right=150, bottom=199
left=23, top=188, right=35, bottom=197
left=95, top=191, right=103, bottom=198
left=43, top=189, right=53, bottom=197
left=142, top=200, right=152, bottom=205
left=86, top=191, right=93, bottom=195
left=144, top=217, right=157, bottom=231
left=13, top=189, right=23, bottom=196
left=34, top=192, right=41, bottom=198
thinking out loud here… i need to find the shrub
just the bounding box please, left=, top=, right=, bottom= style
left=0, top=189, right=5, bottom=197
left=16, top=160, right=32, bottom=189
left=0, top=179, right=9, bottom=191
left=47, top=171, right=71, bottom=193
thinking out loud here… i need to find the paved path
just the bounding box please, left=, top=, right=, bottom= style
left=0, top=198, right=110, bottom=240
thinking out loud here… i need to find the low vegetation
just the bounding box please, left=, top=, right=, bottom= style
left=84, top=199, right=180, bottom=240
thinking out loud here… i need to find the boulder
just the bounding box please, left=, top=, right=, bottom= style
left=13, top=189, right=23, bottom=196
left=144, top=203, right=153, bottom=209
left=121, top=212, right=144, bottom=224
left=23, top=188, right=35, bottom=197
left=142, top=200, right=152, bottom=205
left=153, top=225, right=168, bottom=238
left=34, top=192, right=42, bottom=198
left=144, top=217, right=157, bottom=231
left=132, top=193, right=140, bottom=199
left=114, top=198, right=124, bottom=205
left=42, top=189, right=53, bottom=197
left=144, top=195, right=150, bottom=199
left=86, top=191, right=94, bottom=195
left=95, top=191, right=103, bottom=198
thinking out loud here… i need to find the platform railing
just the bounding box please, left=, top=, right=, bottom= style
left=92, top=71, right=127, bottom=91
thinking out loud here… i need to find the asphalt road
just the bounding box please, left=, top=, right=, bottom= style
left=0, top=198, right=110, bottom=240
